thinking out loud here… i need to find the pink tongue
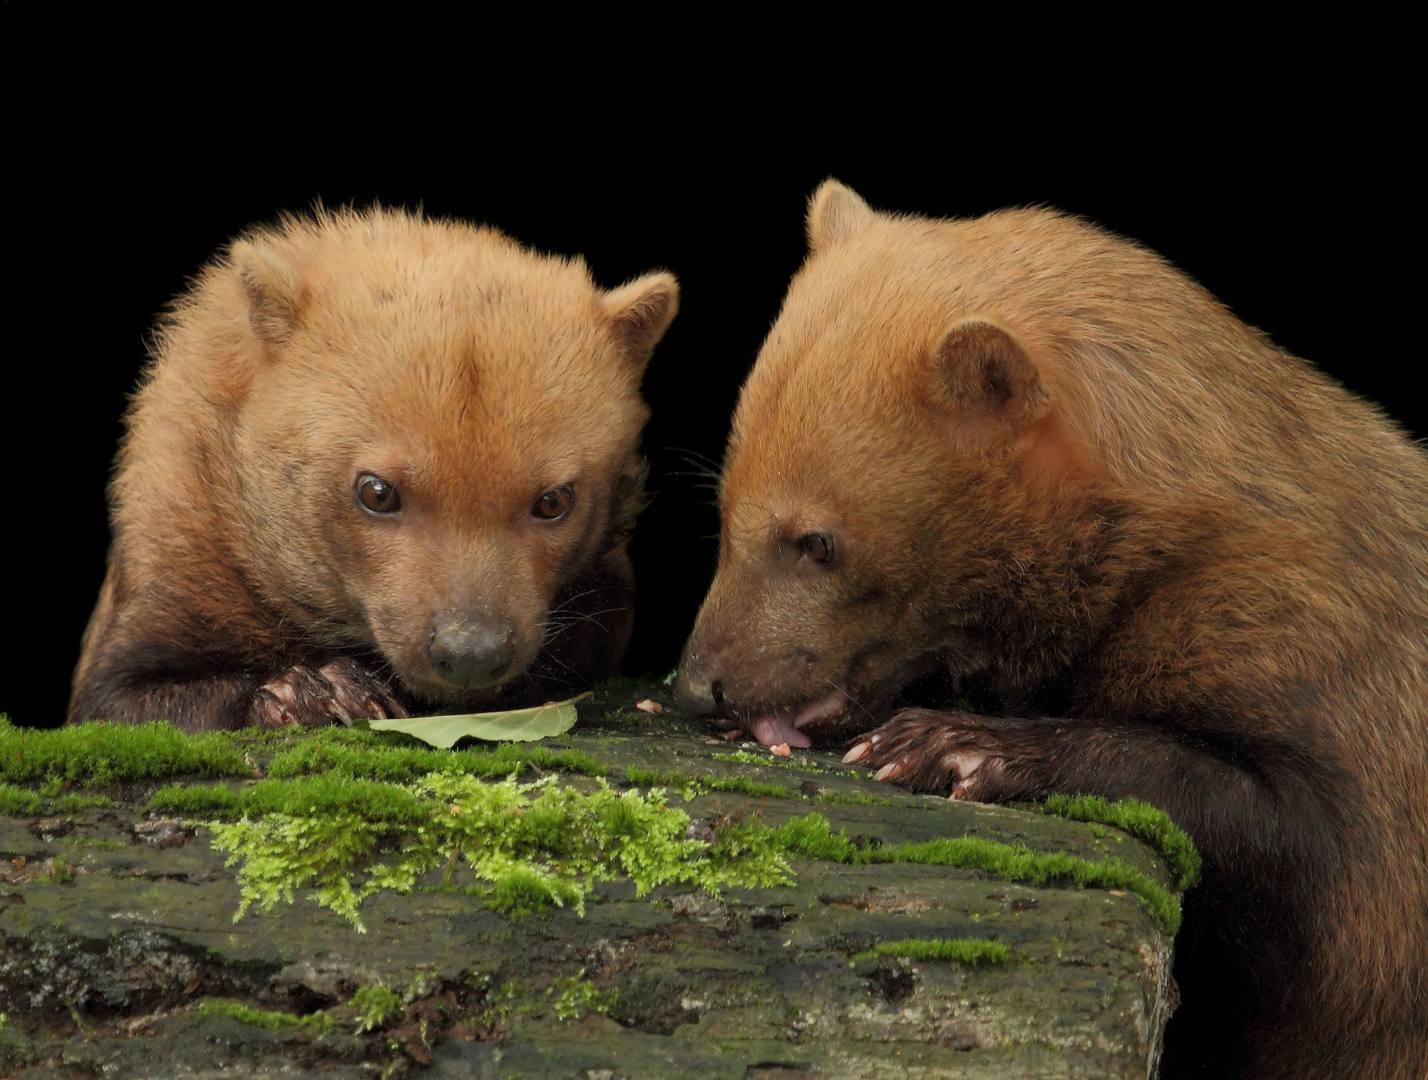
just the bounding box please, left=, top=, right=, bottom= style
left=751, top=714, right=811, bottom=748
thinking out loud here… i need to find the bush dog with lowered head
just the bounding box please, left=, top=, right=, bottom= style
left=675, top=181, right=1427, bottom=1079
left=71, top=207, right=677, bottom=732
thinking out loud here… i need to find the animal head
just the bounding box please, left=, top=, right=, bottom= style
left=677, top=180, right=1279, bottom=740
left=207, top=207, right=676, bottom=702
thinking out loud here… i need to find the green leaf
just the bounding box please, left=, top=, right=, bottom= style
left=367, top=693, right=591, bottom=748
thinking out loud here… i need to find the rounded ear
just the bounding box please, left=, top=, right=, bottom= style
left=935, top=321, right=1048, bottom=430
left=806, top=179, right=875, bottom=252
left=232, top=240, right=301, bottom=347
left=600, top=271, right=679, bottom=373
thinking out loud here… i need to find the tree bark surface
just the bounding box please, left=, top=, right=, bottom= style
left=1, top=686, right=1179, bottom=1079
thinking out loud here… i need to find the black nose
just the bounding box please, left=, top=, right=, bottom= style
left=674, top=665, right=721, bottom=716
left=429, top=618, right=516, bottom=689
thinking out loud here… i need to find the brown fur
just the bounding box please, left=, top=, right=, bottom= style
left=72, top=206, right=677, bottom=731
left=677, top=181, right=1428, bottom=1079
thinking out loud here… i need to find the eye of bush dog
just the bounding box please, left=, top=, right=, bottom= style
left=356, top=474, right=401, bottom=514
left=796, top=532, right=834, bottom=563
left=532, top=485, right=574, bottom=521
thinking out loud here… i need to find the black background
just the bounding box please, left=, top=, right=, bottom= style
left=5, top=31, right=1418, bottom=728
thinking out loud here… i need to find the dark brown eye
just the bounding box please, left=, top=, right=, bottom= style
left=356, top=474, right=401, bottom=514
left=796, top=532, right=834, bottom=564
left=532, top=485, right=574, bottom=521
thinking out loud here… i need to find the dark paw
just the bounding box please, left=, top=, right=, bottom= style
left=842, top=707, right=1015, bottom=800
left=250, top=658, right=409, bottom=729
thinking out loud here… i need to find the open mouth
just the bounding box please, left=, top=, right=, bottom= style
left=726, top=651, right=955, bottom=750
left=744, top=687, right=851, bottom=749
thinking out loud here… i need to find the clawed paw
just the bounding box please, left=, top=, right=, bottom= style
left=843, top=708, right=1010, bottom=798
left=251, top=658, right=409, bottom=729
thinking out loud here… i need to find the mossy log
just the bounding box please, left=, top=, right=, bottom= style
left=0, top=686, right=1184, bottom=1079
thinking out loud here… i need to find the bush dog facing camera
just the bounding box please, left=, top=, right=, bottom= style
left=71, top=207, right=677, bottom=731
left=676, top=182, right=1427, bottom=1079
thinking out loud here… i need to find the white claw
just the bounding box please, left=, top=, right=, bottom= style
left=874, top=763, right=901, bottom=782
left=793, top=687, right=850, bottom=729
left=842, top=742, right=871, bottom=764
left=950, top=779, right=983, bottom=802
left=944, top=752, right=986, bottom=779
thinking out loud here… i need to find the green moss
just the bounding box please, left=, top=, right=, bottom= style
left=708, top=748, right=765, bottom=765
left=237, top=723, right=428, bottom=752
left=813, top=790, right=899, bottom=807
left=64, top=835, right=128, bottom=852
left=712, top=751, right=833, bottom=775
left=350, top=985, right=404, bottom=1033
left=267, top=736, right=604, bottom=784
left=155, top=766, right=894, bottom=830
left=701, top=816, right=795, bottom=883
left=774, top=812, right=1183, bottom=936
left=241, top=775, right=433, bottom=823
left=774, top=814, right=865, bottom=862
left=887, top=837, right=1180, bottom=935
left=624, top=766, right=689, bottom=792
left=0, top=783, right=42, bottom=816
left=205, top=774, right=793, bottom=931
left=519, top=746, right=605, bottom=775
left=1039, top=794, right=1202, bottom=890
left=149, top=776, right=428, bottom=825
left=547, top=973, right=616, bottom=1020
left=198, top=998, right=334, bottom=1034
left=146, top=783, right=242, bottom=816
left=150, top=743, right=605, bottom=822
left=484, top=863, right=584, bottom=917
left=474, top=977, right=523, bottom=1027
left=0, top=782, right=114, bottom=818
left=695, top=771, right=790, bottom=799
left=626, top=766, right=792, bottom=800
left=0, top=719, right=248, bottom=786
left=208, top=811, right=389, bottom=926
left=698, top=774, right=791, bottom=800
left=853, top=937, right=1010, bottom=965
